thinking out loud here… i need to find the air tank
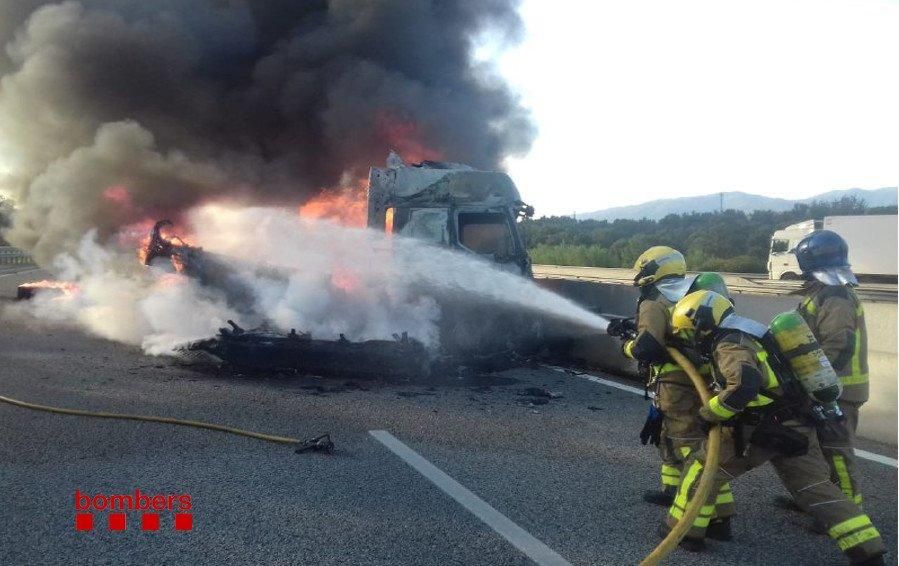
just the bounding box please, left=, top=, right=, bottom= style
left=769, top=311, right=842, bottom=404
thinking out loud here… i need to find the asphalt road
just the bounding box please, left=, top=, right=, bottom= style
left=0, top=267, right=896, bottom=565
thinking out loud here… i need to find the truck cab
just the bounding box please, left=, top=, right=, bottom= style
left=768, top=220, right=819, bottom=279
left=367, top=154, right=535, bottom=276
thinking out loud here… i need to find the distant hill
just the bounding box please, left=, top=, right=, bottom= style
left=579, top=187, right=898, bottom=221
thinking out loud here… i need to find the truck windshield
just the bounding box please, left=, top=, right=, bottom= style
left=458, top=212, right=514, bottom=257
left=770, top=239, right=790, bottom=253
left=398, top=209, right=449, bottom=245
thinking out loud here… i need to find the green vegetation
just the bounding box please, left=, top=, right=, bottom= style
left=521, top=197, right=897, bottom=273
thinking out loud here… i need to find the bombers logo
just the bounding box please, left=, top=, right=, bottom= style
left=74, top=489, right=193, bottom=532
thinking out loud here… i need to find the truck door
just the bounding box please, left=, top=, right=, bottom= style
left=768, top=236, right=799, bottom=279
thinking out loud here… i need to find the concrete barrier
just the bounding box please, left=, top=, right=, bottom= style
left=538, top=278, right=898, bottom=446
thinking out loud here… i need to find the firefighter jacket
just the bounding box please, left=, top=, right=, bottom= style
left=622, top=294, right=684, bottom=382
left=797, top=283, right=868, bottom=404
left=699, top=331, right=780, bottom=423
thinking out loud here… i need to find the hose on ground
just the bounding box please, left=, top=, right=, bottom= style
left=639, top=347, right=722, bottom=566
left=0, top=394, right=301, bottom=446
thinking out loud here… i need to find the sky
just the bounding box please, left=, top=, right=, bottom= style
left=499, top=0, right=899, bottom=217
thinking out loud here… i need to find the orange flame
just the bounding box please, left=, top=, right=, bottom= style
left=19, top=279, right=80, bottom=297
left=299, top=182, right=367, bottom=227
left=331, top=267, right=361, bottom=293
left=376, top=111, right=443, bottom=164
left=103, top=185, right=133, bottom=209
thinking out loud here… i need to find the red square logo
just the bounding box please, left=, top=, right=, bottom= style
left=108, top=513, right=126, bottom=531
left=141, top=513, right=160, bottom=531
left=75, top=513, right=93, bottom=531
left=174, top=513, right=193, bottom=531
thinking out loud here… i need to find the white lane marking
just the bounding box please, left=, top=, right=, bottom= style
left=544, top=364, right=652, bottom=398
left=546, top=365, right=898, bottom=469
left=854, top=449, right=897, bottom=468
left=369, top=430, right=572, bottom=566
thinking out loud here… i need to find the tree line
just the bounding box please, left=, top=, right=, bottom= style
left=520, top=196, right=897, bottom=273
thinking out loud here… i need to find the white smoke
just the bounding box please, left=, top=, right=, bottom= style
left=8, top=205, right=607, bottom=355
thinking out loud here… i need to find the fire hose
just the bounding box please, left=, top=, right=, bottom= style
left=639, top=347, right=722, bottom=566
left=0, top=394, right=333, bottom=453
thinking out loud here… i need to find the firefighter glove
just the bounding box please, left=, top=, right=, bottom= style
left=640, top=404, right=663, bottom=446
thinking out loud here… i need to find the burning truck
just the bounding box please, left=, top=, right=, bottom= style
left=129, top=154, right=541, bottom=375
left=367, top=152, right=534, bottom=276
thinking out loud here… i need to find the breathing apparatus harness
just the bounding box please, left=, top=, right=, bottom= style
left=705, top=315, right=844, bottom=457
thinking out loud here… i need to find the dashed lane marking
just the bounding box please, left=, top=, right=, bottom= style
left=369, top=430, right=572, bottom=566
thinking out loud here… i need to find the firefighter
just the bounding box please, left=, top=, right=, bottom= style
left=793, top=230, right=868, bottom=506
left=661, top=290, right=885, bottom=564
left=619, top=248, right=733, bottom=530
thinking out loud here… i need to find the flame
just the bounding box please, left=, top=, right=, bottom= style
left=154, top=272, right=187, bottom=288
left=299, top=182, right=367, bottom=227
left=170, top=253, right=188, bottom=273
left=376, top=111, right=443, bottom=164
left=19, top=279, right=79, bottom=297
left=331, top=267, right=361, bottom=293
left=133, top=219, right=194, bottom=269
left=103, top=185, right=133, bottom=208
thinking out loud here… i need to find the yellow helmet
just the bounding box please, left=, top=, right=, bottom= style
left=633, top=246, right=686, bottom=287
left=670, top=290, right=735, bottom=337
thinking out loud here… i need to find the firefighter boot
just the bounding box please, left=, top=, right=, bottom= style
left=643, top=486, right=676, bottom=506
left=706, top=518, right=733, bottom=542
left=657, top=523, right=705, bottom=552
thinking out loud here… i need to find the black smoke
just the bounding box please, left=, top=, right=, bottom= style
left=0, top=0, right=534, bottom=262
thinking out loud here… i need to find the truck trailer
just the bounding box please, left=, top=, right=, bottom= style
left=768, top=214, right=898, bottom=281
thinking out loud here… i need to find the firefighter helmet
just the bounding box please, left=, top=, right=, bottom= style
left=793, top=230, right=858, bottom=285
left=691, top=272, right=731, bottom=301
left=670, top=290, right=735, bottom=337
left=633, top=246, right=686, bottom=287
left=794, top=230, right=849, bottom=273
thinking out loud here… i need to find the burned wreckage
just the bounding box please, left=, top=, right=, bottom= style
left=141, top=219, right=431, bottom=378
left=144, top=156, right=540, bottom=377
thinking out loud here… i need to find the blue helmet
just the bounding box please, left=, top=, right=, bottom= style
left=793, top=230, right=857, bottom=285
left=793, top=230, right=849, bottom=273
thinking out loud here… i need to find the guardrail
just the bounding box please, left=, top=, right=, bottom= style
left=0, top=246, right=35, bottom=266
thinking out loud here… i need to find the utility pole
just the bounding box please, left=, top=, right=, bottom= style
left=720, top=192, right=723, bottom=212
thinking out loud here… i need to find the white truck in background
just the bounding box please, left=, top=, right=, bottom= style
left=768, top=215, right=898, bottom=281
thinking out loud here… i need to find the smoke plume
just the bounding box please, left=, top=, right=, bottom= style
left=0, top=0, right=535, bottom=262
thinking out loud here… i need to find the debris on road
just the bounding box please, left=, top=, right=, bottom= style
left=294, top=434, right=335, bottom=454
left=181, top=321, right=432, bottom=379
left=518, top=387, right=563, bottom=399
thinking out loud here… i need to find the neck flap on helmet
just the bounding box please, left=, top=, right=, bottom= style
left=810, top=267, right=859, bottom=286
left=655, top=274, right=699, bottom=303
left=719, top=313, right=768, bottom=339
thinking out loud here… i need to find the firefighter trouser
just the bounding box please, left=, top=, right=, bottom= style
left=817, top=400, right=863, bottom=505
left=657, top=379, right=704, bottom=489
left=655, top=378, right=734, bottom=517
left=667, top=419, right=885, bottom=563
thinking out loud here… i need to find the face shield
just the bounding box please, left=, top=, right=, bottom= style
left=810, top=267, right=859, bottom=286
